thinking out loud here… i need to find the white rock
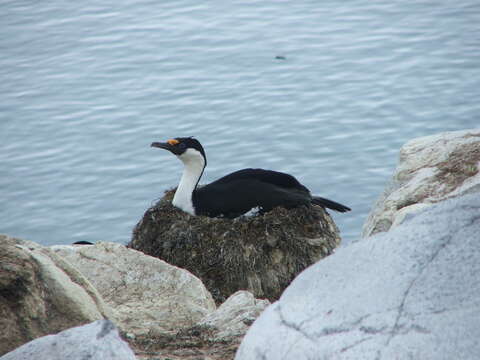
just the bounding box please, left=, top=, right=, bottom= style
left=51, top=242, right=216, bottom=337
left=198, top=290, right=270, bottom=341
left=363, top=129, right=480, bottom=237
left=236, top=193, right=480, bottom=360
left=0, top=235, right=112, bottom=355
left=390, top=202, right=431, bottom=228
left=1, top=320, right=136, bottom=360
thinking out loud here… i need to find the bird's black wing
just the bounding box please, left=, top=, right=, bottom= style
left=193, top=169, right=311, bottom=218
left=212, top=168, right=309, bottom=191
left=311, top=196, right=351, bottom=213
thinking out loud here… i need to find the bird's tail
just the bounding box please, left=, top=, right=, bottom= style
left=312, top=196, right=351, bottom=213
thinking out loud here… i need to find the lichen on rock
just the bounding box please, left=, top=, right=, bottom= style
left=0, top=235, right=112, bottom=356
left=363, top=129, right=480, bottom=238
left=129, top=189, right=341, bottom=304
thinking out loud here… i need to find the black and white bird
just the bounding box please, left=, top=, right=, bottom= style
left=151, top=137, right=351, bottom=218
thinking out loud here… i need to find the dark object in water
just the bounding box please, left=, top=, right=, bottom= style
left=72, top=240, right=94, bottom=245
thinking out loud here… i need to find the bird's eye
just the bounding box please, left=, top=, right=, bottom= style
left=177, top=142, right=186, bottom=149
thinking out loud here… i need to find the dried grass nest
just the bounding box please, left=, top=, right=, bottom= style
left=129, top=189, right=341, bottom=303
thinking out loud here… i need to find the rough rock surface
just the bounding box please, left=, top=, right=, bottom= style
left=1, top=320, right=136, bottom=360
left=197, top=290, right=270, bottom=342
left=236, top=193, right=480, bottom=360
left=0, top=235, right=112, bottom=356
left=52, top=242, right=216, bottom=337
left=130, top=291, right=269, bottom=360
left=130, top=189, right=341, bottom=303
left=363, top=129, right=480, bottom=237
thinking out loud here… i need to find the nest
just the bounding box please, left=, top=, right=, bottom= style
left=129, top=189, right=341, bottom=304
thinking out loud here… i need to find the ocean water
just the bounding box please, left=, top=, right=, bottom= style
left=1, top=1, right=479, bottom=246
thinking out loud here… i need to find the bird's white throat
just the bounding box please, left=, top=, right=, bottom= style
left=172, top=148, right=205, bottom=215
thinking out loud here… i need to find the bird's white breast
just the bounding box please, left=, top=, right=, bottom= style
left=172, top=148, right=205, bottom=215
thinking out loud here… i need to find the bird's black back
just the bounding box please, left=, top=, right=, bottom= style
left=192, top=168, right=312, bottom=218
left=213, top=168, right=308, bottom=191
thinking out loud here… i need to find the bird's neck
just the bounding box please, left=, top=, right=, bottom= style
left=172, top=157, right=205, bottom=215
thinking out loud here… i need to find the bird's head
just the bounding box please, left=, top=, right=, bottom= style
left=151, top=137, right=207, bottom=167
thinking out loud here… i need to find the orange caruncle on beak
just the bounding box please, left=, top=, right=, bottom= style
left=167, top=139, right=180, bottom=145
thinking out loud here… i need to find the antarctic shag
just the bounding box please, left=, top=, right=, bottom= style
left=151, top=137, right=351, bottom=218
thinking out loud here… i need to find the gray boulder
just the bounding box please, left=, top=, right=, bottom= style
left=363, top=129, right=480, bottom=237
left=1, top=320, right=136, bottom=360
left=0, top=235, right=112, bottom=355
left=125, top=291, right=269, bottom=360
left=236, top=193, right=480, bottom=360
left=197, top=290, right=270, bottom=342
left=51, top=242, right=216, bottom=337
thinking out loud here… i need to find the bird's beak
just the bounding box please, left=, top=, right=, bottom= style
left=151, top=141, right=173, bottom=151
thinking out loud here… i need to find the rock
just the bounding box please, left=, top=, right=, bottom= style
left=129, top=291, right=269, bottom=360
left=196, top=290, right=270, bottom=341
left=363, top=129, right=480, bottom=237
left=129, top=190, right=341, bottom=303
left=235, top=193, right=480, bottom=360
left=0, top=235, right=112, bottom=356
left=51, top=242, right=216, bottom=337
left=1, top=320, right=136, bottom=360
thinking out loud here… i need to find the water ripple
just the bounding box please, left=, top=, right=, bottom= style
left=1, top=0, right=479, bottom=245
